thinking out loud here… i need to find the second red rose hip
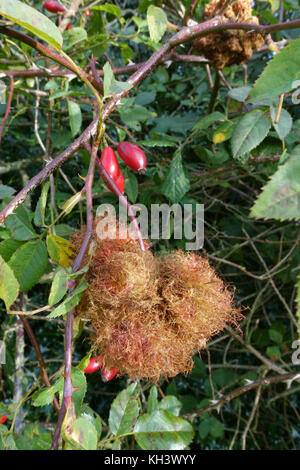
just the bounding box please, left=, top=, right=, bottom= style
left=117, top=142, right=147, bottom=173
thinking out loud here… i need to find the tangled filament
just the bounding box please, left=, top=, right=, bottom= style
left=73, top=217, right=241, bottom=381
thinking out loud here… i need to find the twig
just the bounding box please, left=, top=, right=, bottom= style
left=241, top=372, right=265, bottom=449
left=51, top=136, right=101, bottom=450
left=0, top=77, right=14, bottom=146
left=19, top=316, right=60, bottom=414
left=95, top=158, right=145, bottom=252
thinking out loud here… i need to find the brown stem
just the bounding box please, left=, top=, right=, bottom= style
left=0, top=77, right=14, bottom=146
left=51, top=138, right=100, bottom=450
left=0, top=26, right=103, bottom=93
left=182, top=371, right=300, bottom=419
left=19, top=316, right=60, bottom=414
left=183, top=0, right=199, bottom=26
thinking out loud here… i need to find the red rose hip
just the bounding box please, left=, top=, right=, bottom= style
left=100, top=147, right=120, bottom=181
left=101, top=367, right=118, bottom=382
left=0, top=415, right=7, bottom=425
left=84, top=356, right=103, bottom=374
left=117, top=142, right=147, bottom=173
left=43, top=0, right=65, bottom=13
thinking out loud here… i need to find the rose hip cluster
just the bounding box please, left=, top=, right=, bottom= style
left=99, top=142, right=147, bottom=195
left=83, top=355, right=117, bottom=382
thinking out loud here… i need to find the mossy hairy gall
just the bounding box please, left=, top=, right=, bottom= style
left=71, top=217, right=242, bottom=381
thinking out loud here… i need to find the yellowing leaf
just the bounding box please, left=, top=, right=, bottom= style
left=0, top=254, right=19, bottom=309
left=47, top=234, right=74, bottom=268
left=213, top=132, right=226, bottom=144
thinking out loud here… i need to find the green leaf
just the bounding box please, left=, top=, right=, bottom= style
left=34, top=182, right=50, bottom=227
left=192, top=112, right=226, bottom=131
left=0, top=185, right=15, bottom=199
left=103, top=62, right=131, bottom=99
left=266, top=345, right=281, bottom=359
left=199, top=417, right=224, bottom=439
left=249, top=38, right=300, bottom=102
left=124, top=170, right=138, bottom=203
left=158, top=396, right=182, bottom=416
left=0, top=0, right=63, bottom=50
left=161, top=153, right=190, bottom=203
left=66, top=416, right=98, bottom=450
left=0, top=254, right=19, bottom=309
left=147, top=5, right=168, bottom=43
left=269, top=329, right=283, bottom=344
left=148, top=386, right=158, bottom=413
left=8, top=240, right=47, bottom=292
left=32, top=385, right=58, bottom=408
left=94, top=3, right=121, bottom=17
left=0, top=239, right=25, bottom=262
left=48, top=267, right=69, bottom=306
left=47, top=277, right=88, bottom=318
left=213, top=120, right=235, bottom=144
left=250, top=147, right=300, bottom=221
left=270, top=106, right=292, bottom=140
left=134, top=410, right=194, bottom=450
left=231, top=109, right=271, bottom=158
left=5, top=205, right=37, bottom=241
left=109, top=383, right=139, bottom=436
left=228, top=86, right=251, bottom=102
left=68, top=101, right=82, bottom=137
left=63, top=27, right=87, bottom=50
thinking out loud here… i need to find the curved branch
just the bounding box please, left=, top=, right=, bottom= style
left=1, top=16, right=300, bottom=224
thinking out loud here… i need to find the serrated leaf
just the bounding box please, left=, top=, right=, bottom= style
left=249, top=38, right=300, bottom=102
left=46, top=233, right=74, bottom=268
left=147, top=5, right=168, bottom=43
left=31, top=386, right=57, bottom=408
left=0, top=0, right=63, bottom=50
left=68, top=101, right=82, bottom=137
left=250, top=147, right=300, bottom=221
left=161, top=153, right=190, bottom=203
left=270, top=106, right=292, bottom=140
left=8, top=240, right=47, bottom=292
left=48, top=267, right=69, bottom=306
left=231, top=109, right=271, bottom=158
left=47, top=277, right=88, bottom=318
left=109, top=383, right=139, bottom=436
left=65, top=416, right=98, bottom=450
left=134, top=409, right=194, bottom=450
left=5, top=205, right=37, bottom=241
left=0, top=254, right=19, bottom=309
left=63, top=27, right=87, bottom=50
left=0, top=239, right=25, bottom=262
left=158, top=396, right=182, bottom=416
left=228, top=86, right=251, bottom=102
